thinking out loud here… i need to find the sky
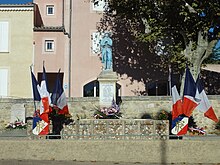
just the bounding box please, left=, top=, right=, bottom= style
left=0, top=0, right=33, bottom=4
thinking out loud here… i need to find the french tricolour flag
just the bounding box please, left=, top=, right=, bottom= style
left=51, top=69, right=69, bottom=115
left=182, top=67, right=199, bottom=117
left=38, top=65, right=51, bottom=114
left=31, top=69, right=48, bottom=135
left=33, top=65, right=50, bottom=135
left=195, top=76, right=219, bottom=123
left=30, top=70, right=41, bottom=101
left=171, top=85, right=183, bottom=120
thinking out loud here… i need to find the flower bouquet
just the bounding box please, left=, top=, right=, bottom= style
left=5, top=119, right=27, bottom=129
left=94, top=99, right=122, bottom=119
left=188, top=127, right=206, bottom=135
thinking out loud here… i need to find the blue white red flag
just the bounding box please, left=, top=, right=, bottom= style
left=32, top=115, right=49, bottom=135
left=42, top=65, right=49, bottom=92
left=195, top=76, right=219, bottom=123
left=37, top=65, right=51, bottom=114
left=30, top=70, right=49, bottom=135
left=171, top=116, right=189, bottom=135
left=51, top=70, right=69, bottom=115
left=171, top=85, right=183, bottom=120
left=33, top=65, right=50, bottom=135
left=30, top=70, right=41, bottom=101
left=182, top=67, right=199, bottom=117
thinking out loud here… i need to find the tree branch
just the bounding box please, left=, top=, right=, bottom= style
left=201, top=39, right=217, bottom=63
left=179, top=30, right=189, bottom=47
left=185, top=2, right=197, bottom=13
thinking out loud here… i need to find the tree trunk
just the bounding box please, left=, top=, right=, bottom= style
left=180, top=31, right=217, bottom=96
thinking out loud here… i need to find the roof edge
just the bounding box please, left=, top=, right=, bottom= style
left=33, top=26, right=65, bottom=32
left=0, top=3, right=34, bottom=6
left=0, top=4, right=34, bottom=11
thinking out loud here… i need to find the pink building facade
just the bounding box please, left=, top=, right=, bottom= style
left=70, top=0, right=104, bottom=97
left=33, top=0, right=69, bottom=94
left=33, top=0, right=148, bottom=98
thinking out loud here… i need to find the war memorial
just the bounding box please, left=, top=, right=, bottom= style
left=0, top=33, right=219, bottom=164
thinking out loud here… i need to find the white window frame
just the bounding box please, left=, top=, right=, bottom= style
left=91, top=31, right=104, bottom=55
left=0, top=68, right=8, bottom=97
left=0, top=21, right=9, bottom=52
left=46, top=5, right=54, bottom=15
left=92, top=0, right=108, bottom=12
left=45, top=40, right=54, bottom=52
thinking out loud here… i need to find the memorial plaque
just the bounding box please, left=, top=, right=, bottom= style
left=10, top=104, right=26, bottom=123
left=100, top=83, right=114, bottom=106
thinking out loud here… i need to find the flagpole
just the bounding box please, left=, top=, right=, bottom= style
left=168, top=64, right=172, bottom=96
left=55, top=69, right=61, bottom=104
left=30, top=65, right=37, bottom=112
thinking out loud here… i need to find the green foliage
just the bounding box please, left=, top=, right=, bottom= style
left=156, top=110, right=170, bottom=120
left=203, top=55, right=220, bottom=64
left=49, top=106, right=73, bottom=125
left=106, top=0, right=220, bottom=70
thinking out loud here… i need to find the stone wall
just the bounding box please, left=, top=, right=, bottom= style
left=0, top=96, right=220, bottom=133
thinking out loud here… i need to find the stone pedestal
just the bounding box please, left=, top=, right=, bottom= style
left=97, top=70, right=118, bottom=107
left=10, top=104, right=26, bottom=123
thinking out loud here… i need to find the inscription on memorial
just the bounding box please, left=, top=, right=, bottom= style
left=100, top=83, right=114, bottom=105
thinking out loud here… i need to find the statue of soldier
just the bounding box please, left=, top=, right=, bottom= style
left=100, top=33, right=113, bottom=70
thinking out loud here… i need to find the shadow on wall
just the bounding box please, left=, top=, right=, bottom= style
left=160, top=138, right=167, bottom=164
left=34, top=4, right=43, bottom=27
left=97, top=14, right=171, bottom=96
left=112, top=24, right=169, bottom=95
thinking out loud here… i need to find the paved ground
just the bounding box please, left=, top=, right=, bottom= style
left=0, top=160, right=141, bottom=165
left=0, top=160, right=218, bottom=165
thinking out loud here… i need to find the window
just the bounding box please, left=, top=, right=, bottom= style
left=46, top=5, right=54, bottom=15
left=83, top=80, right=99, bottom=97
left=92, top=0, right=108, bottom=12
left=83, top=80, right=121, bottom=98
left=45, top=40, right=54, bottom=52
left=0, top=21, right=9, bottom=52
left=0, top=69, right=8, bottom=97
left=91, top=32, right=103, bottom=54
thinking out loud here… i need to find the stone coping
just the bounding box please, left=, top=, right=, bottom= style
left=1, top=95, right=220, bottom=102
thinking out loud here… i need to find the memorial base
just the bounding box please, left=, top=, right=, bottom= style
left=97, top=70, right=118, bottom=107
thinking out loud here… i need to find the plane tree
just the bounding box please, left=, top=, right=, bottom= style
left=100, top=0, right=220, bottom=92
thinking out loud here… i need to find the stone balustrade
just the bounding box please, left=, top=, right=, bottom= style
left=62, top=119, right=169, bottom=140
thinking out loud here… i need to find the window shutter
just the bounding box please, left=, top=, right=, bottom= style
left=0, top=21, right=9, bottom=52
left=0, top=69, right=8, bottom=96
